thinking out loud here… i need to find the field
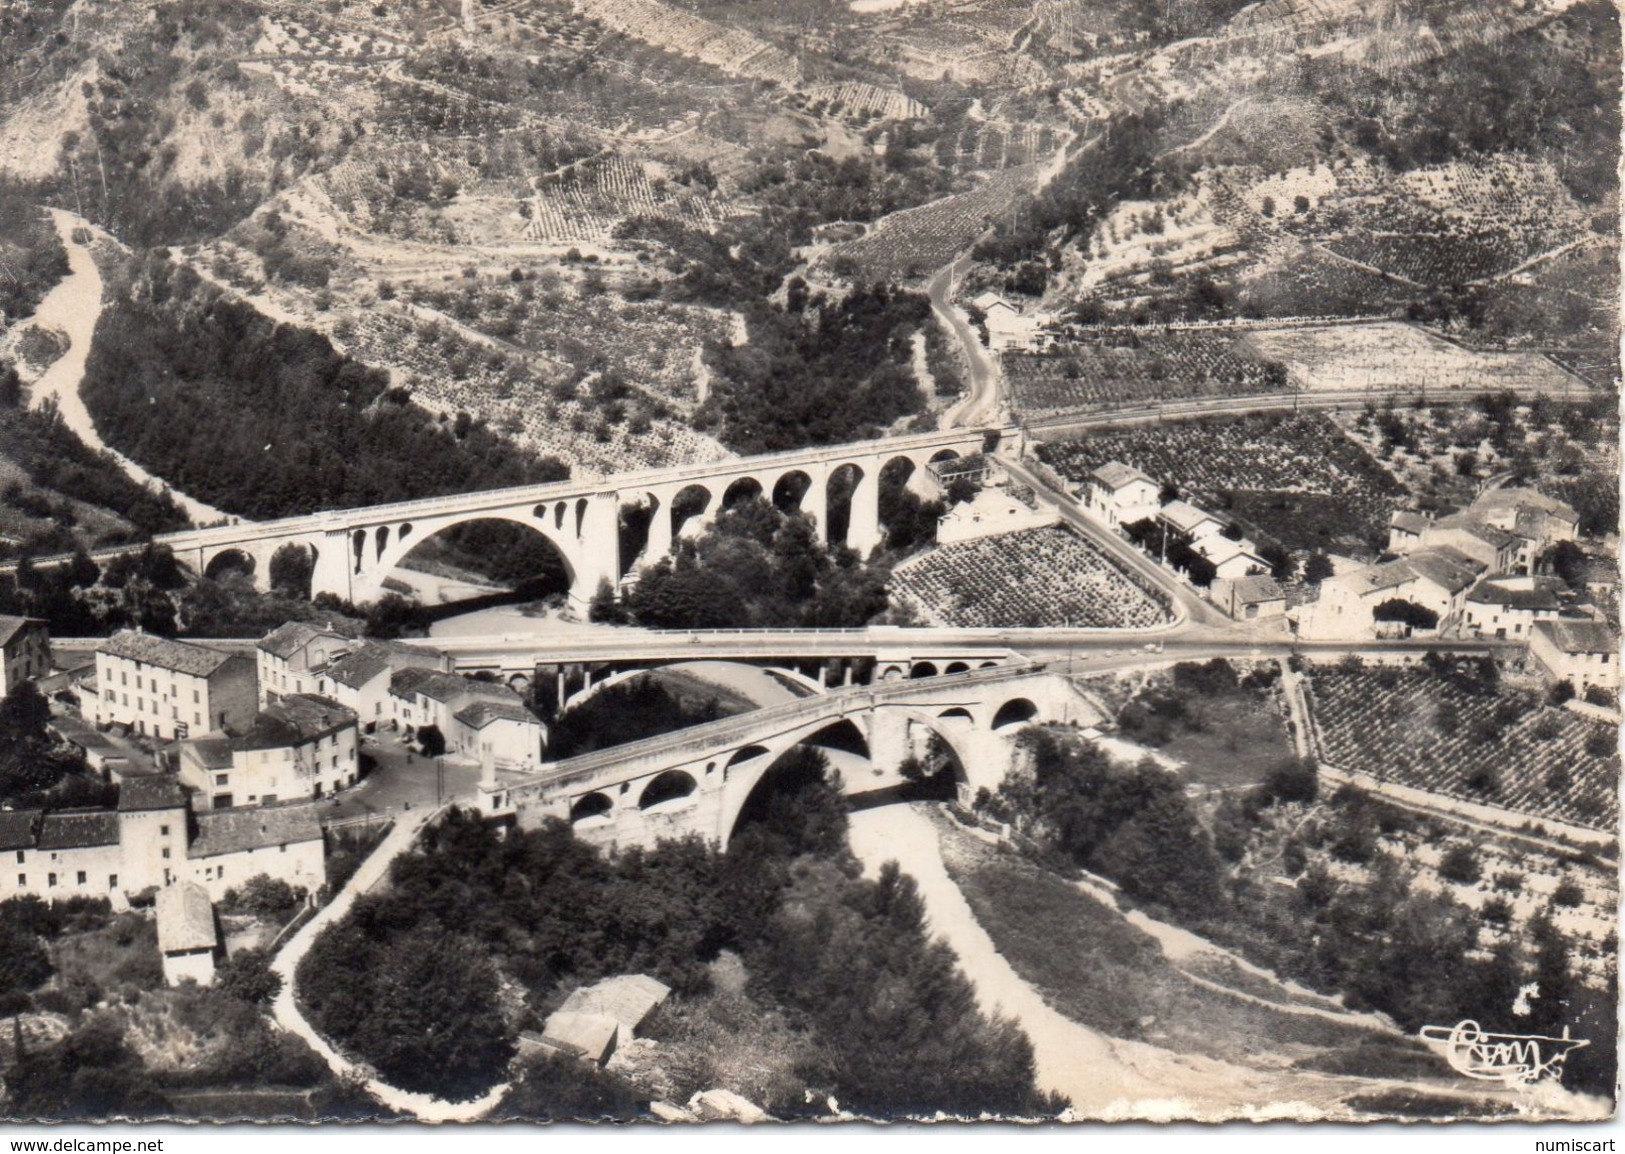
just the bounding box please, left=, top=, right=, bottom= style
left=1240, top=323, right=1579, bottom=394
left=889, top=525, right=1172, bottom=628
left=523, top=155, right=730, bottom=244
left=1037, top=412, right=1405, bottom=552
left=1004, top=327, right=1285, bottom=416
left=818, top=165, right=1041, bottom=284
left=1306, top=666, right=1620, bottom=831
left=793, top=83, right=927, bottom=123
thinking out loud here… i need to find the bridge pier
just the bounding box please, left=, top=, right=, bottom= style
left=846, top=464, right=882, bottom=557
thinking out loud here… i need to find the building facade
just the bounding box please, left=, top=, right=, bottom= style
left=92, top=631, right=257, bottom=741
left=0, top=615, right=49, bottom=696
left=1529, top=619, right=1620, bottom=694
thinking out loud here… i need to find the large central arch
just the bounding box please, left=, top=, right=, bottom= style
left=368, top=512, right=577, bottom=613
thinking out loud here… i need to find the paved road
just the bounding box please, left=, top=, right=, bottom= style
left=930, top=256, right=1004, bottom=429
left=29, top=210, right=227, bottom=526
left=323, top=731, right=483, bottom=824
left=1004, top=453, right=1236, bottom=628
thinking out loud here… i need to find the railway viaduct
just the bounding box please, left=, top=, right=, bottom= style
left=480, top=662, right=1085, bottom=851
left=100, top=426, right=1009, bottom=606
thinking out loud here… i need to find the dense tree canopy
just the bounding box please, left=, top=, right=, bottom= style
left=78, top=254, right=569, bottom=520
left=625, top=498, right=890, bottom=629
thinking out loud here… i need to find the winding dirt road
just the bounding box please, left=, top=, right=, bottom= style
left=269, top=806, right=511, bottom=1121
left=28, top=209, right=228, bottom=527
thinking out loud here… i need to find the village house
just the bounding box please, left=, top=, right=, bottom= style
left=91, top=631, right=257, bottom=742
left=1529, top=618, right=1619, bottom=695
left=1210, top=574, right=1287, bottom=621
left=255, top=621, right=363, bottom=707
left=1388, top=489, right=1579, bottom=577
left=1192, top=535, right=1269, bottom=581
left=1468, top=488, right=1579, bottom=552
left=1411, top=516, right=1523, bottom=575
left=969, top=291, right=1054, bottom=351
left=0, top=615, right=49, bottom=695
left=0, top=773, right=325, bottom=908
left=936, top=487, right=1058, bottom=545
left=156, top=880, right=219, bottom=987
left=171, top=694, right=360, bottom=810
left=1462, top=575, right=1568, bottom=640
left=526, top=974, right=672, bottom=1067
left=1300, top=548, right=1483, bottom=640
left=1157, top=500, right=1227, bottom=543
left=257, top=623, right=452, bottom=732
left=1083, top=461, right=1161, bottom=530
left=389, top=668, right=546, bottom=771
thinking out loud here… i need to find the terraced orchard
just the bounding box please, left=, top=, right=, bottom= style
left=818, top=166, right=1041, bottom=284
left=1036, top=413, right=1404, bottom=552
left=1005, top=327, right=1287, bottom=417
left=889, top=526, right=1172, bottom=629
left=1306, top=667, right=1619, bottom=831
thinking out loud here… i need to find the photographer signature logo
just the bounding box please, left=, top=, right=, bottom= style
left=1419, top=1019, right=1590, bottom=1086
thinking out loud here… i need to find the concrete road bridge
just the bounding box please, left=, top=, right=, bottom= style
left=483, top=662, right=1084, bottom=851
left=32, top=426, right=1005, bottom=607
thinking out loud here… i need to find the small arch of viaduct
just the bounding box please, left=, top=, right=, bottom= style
left=156, top=429, right=1004, bottom=607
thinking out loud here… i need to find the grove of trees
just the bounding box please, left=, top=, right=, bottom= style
left=299, top=752, right=1062, bottom=1117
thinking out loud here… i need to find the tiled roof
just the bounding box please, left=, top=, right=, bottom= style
left=1433, top=516, right=1520, bottom=549
left=1159, top=500, right=1221, bottom=534
left=156, top=881, right=217, bottom=954
left=0, top=615, right=43, bottom=648
left=1226, top=575, right=1285, bottom=604
left=391, top=668, right=519, bottom=706
left=0, top=810, right=41, bottom=852
left=1194, top=536, right=1262, bottom=565
left=1467, top=577, right=1567, bottom=610
left=325, top=642, right=392, bottom=689
left=189, top=805, right=323, bottom=859
left=174, top=734, right=234, bottom=769
left=99, top=631, right=236, bottom=678
left=1090, top=461, right=1156, bottom=491
left=256, top=622, right=334, bottom=660
left=454, top=701, right=539, bottom=729
left=1403, top=550, right=1482, bottom=596
left=1389, top=511, right=1432, bottom=535
left=541, top=1011, right=618, bottom=1063
left=233, top=695, right=356, bottom=751
left=1471, top=487, right=1579, bottom=525
left=1533, top=618, right=1619, bottom=656
left=118, top=774, right=188, bottom=812
left=38, top=810, right=119, bottom=850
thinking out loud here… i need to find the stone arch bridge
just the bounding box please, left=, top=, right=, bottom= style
left=89, top=427, right=1009, bottom=606
left=479, top=662, right=1088, bottom=852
